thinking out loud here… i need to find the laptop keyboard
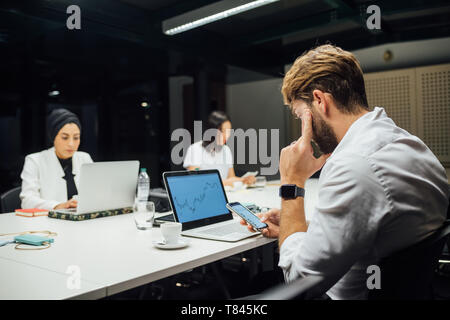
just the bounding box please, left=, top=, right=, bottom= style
left=198, top=223, right=251, bottom=237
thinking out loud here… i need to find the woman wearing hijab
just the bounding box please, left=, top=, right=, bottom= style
left=183, top=110, right=256, bottom=187
left=20, top=108, right=93, bottom=210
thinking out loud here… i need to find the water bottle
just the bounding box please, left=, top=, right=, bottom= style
left=137, top=168, right=150, bottom=210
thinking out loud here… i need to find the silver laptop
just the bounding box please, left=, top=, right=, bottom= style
left=163, top=169, right=259, bottom=242
left=55, top=161, right=139, bottom=214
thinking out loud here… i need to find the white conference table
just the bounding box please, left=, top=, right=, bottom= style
left=0, top=258, right=105, bottom=300
left=0, top=179, right=319, bottom=300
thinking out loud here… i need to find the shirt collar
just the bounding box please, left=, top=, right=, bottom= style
left=327, top=107, right=387, bottom=159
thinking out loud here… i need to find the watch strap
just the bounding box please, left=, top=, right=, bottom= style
left=295, top=186, right=305, bottom=198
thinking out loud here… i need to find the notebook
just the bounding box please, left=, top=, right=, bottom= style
left=15, top=208, right=49, bottom=217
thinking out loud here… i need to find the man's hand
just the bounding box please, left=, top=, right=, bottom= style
left=239, top=208, right=280, bottom=238
left=279, top=109, right=329, bottom=186
left=54, top=198, right=78, bottom=210
left=242, top=175, right=256, bottom=185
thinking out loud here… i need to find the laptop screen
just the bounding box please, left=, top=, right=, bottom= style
left=165, top=172, right=229, bottom=223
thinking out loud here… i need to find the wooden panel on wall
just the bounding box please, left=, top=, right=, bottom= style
left=364, top=69, right=417, bottom=135
left=416, top=63, right=450, bottom=165
left=364, top=63, right=450, bottom=167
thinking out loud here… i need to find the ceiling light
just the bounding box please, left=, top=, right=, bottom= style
left=48, top=90, right=60, bottom=97
left=163, top=0, right=279, bottom=36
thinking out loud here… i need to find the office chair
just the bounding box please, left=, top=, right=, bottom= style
left=447, top=185, right=450, bottom=220
left=438, top=197, right=450, bottom=268
left=252, top=275, right=329, bottom=300
left=0, top=186, right=21, bottom=213
left=369, top=219, right=450, bottom=300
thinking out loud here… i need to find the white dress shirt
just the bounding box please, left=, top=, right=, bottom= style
left=20, top=147, right=93, bottom=210
left=183, top=141, right=233, bottom=180
left=278, top=107, right=449, bottom=300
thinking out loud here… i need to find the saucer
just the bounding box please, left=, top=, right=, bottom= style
left=152, top=238, right=189, bottom=250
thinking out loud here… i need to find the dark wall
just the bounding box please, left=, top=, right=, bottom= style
left=0, top=27, right=228, bottom=195
left=0, top=24, right=175, bottom=193
left=0, top=65, right=172, bottom=193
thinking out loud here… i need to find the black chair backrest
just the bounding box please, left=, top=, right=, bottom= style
left=447, top=197, right=450, bottom=219
left=255, top=275, right=328, bottom=300
left=369, top=219, right=450, bottom=300
left=0, top=186, right=22, bottom=213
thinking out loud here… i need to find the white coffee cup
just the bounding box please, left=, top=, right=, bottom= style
left=160, top=222, right=182, bottom=244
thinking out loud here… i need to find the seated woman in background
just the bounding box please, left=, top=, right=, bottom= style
left=183, top=110, right=256, bottom=187
left=20, top=108, right=93, bottom=210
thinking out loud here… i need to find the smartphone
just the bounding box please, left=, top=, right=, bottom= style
left=226, top=202, right=268, bottom=231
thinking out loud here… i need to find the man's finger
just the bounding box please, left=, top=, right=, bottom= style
left=301, top=110, right=313, bottom=143
left=261, top=229, right=270, bottom=237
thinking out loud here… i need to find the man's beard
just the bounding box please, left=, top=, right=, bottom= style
left=309, top=107, right=339, bottom=155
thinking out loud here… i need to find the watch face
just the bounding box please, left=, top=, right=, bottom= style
left=282, top=185, right=296, bottom=198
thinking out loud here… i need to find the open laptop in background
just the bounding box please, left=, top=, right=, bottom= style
left=54, top=161, right=139, bottom=214
left=163, top=169, right=259, bottom=242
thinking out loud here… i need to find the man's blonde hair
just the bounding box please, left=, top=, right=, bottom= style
left=281, top=44, right=369, bottom=114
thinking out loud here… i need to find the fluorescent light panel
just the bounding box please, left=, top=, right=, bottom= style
left=163, top=0, right=279, bottom=36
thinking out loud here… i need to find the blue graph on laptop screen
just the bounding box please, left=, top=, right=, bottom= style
left=166, top=173, right=229, bottom=223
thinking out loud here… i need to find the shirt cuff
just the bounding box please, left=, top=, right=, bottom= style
left=43, top=200, right=60, bottom=211
left=278, top=231, right=307, bottom=282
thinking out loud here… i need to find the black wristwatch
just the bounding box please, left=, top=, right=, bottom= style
left=279, top=184, right=305, bottom=200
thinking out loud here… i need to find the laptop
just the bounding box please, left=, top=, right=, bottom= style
left=54, top=161, right=139, bottom=214
left=163, top=169, right=260, bottom=242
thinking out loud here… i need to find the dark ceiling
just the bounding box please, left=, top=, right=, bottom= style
left=1, top=0, right=450, bottom=81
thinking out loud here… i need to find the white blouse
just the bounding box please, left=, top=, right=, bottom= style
left=20, top=147, right=93, bottom=210
left=183, top=141, right=233, bottom=180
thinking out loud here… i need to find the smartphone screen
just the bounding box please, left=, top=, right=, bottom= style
left=227, top=202, right=268, bottom=230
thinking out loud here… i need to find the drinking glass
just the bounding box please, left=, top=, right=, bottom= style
left=134, top=201, right=155, bottom=230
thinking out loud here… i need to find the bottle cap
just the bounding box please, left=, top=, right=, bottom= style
left=140, top=168, right=147, bottom=172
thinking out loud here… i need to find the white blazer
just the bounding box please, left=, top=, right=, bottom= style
left=20, top=147, right=93, bottom=210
